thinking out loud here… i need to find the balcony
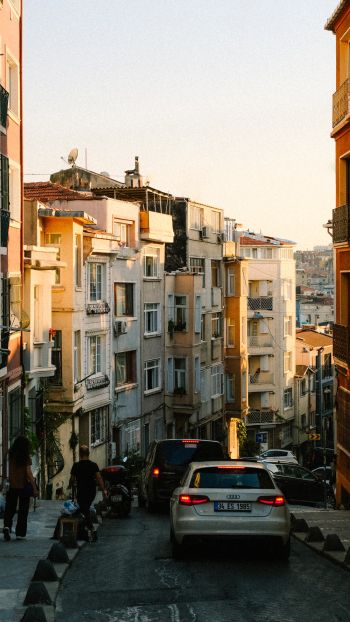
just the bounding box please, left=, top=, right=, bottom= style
left=249, top=371, right=274, bottom=386
left=140, top=211, right=174, bottom=243
left=0, top=84, right=9, bottom=132
left=248, top=297, right=273, bottom=312
left=86, top=301, right=110, bottom=315
left=333, top=324, right=350, bottom=366
left=248, top=335, right=273, bottom=348
left=86, top=374, right=110, bottom=391
left=333, top=205, right=350, bottom=245
left=332, top=79, right=350, bottom=128
left=245, top=409, right=278, bottom=426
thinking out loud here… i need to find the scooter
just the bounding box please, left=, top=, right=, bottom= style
left=101, top=465, right=132, bottom=517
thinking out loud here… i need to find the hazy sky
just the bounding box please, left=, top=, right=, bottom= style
left=24, top=0, right=337, bottom=249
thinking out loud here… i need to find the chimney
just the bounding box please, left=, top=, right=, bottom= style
left=135, top=156, right=139, bottom=174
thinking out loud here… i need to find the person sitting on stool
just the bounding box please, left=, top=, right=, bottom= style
left=69, top=445, right=107, bottom=534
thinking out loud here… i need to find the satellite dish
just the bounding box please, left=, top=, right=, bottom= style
left=68, top=148, right=78, bottom=166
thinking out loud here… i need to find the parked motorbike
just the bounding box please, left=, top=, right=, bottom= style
left=101, top=465, right=132, bottom=517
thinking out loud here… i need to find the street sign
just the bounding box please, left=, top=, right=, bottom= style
left=308, top=433, right=321, bottom=441
left=256, top=433, right=264, bottom=443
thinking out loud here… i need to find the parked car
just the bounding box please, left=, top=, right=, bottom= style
left=259, top=449, right=298, bottom=464
left=170, top=460, right=291, bottom=560
left=312, top=466, right=333, bottom=487
left=138, top=439, right=225, bottom=511
left=263, top=461, right=335, bottom=507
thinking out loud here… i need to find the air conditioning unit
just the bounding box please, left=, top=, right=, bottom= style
left=114, top=320, right=128, bottom=336
left=201, top=226, right=209, bottom=239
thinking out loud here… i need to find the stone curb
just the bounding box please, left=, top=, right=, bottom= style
left=17, top=519, right=102, bottom=622
left=291, top=515, right=350, bottom=572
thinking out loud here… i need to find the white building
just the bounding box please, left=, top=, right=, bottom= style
left=237, top=232, right=296, bottom=450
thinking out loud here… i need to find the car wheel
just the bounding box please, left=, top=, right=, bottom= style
left=170, top=528, right=184, bottom=560
left=276, top=537, right=290, bottom=561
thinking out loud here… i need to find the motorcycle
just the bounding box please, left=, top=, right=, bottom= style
left=101, top=465, right=132, bottom=517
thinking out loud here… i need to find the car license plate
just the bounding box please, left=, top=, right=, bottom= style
left=214, top=501, right=251, bottom=512
left=111, top=495, right=122, bottom=502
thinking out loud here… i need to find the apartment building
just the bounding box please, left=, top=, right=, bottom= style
left=165, top=198, right=225, bottom=443
left=238, top=232, right=296, bottom=451
left=326, top=1, right=350, bottom=507
left=0, top=0, right=23, bottom=480
left=223, top=240, right=249, bottom=458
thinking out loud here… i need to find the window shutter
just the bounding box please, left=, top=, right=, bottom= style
left=259, top=281, right=268, bottom=296
left=195, top=295, right=201, bottom=333
left=261, top=392, right=270, bottom=408
left=167, top=294, right=174, bottom=322
left=194, top=356, right=200, bottom=392
left=167, top=357, right=174, bottom=393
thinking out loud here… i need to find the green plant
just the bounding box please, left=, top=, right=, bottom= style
left=23, top=407, right=40, bottom=453
left=69, top=431, right=79, bottom=451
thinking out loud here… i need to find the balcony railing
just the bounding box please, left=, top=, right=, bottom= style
left=249, top=372, right=274, bottom=385
left=333, top=323, right=350, bottom=366
left=332, top=78, right=350, bottom=128
left=248, top=335, right=273, bottom=347
left=248, top=297, right=273, bottom=311
left=333, top=205, right=350, bottom=245
left=0, top=84, right=9, bottom=131
left=245, top=409, right=277, bottom=426
left=86, top=301, right=110, bottom=315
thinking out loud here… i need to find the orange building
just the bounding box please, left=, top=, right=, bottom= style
left=0, top=0, right=23, bottom=479
left=326, top=0, right=350, bottom=507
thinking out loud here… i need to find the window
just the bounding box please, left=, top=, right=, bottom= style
left=211, top=210, right=221, bottom=233
left=74, top=234, right=82, bottom=287
left=211, top=364, right=223, bottom=397
left=144, top=248, right=159, bottom=278
left=284, top=316, right=292, bottom=337
left=323, top=353, right=332, bottom=377
left=114, top=283, right=134, bottom=316
left=116, top=351, right=136, bottom=387
left=284, top=351, right=292, bottom=373
left=9, top=387, right=22, bottom=444
left=144, top=358, right=161, bottom=393
left=226, top=267, right=235, bottom=296
left=44, top=233, right=62, bottom=284
left=190, top=205, right=203, bottom=230
left=33, top=285, right=41, bottom=342
left=284, top=388, right=293, bottom=409
left=194, top=356, right=200, bottom=393
left=189, top=257, right=205, bottom=287
left=6, top=55, right=19, bottom=117
left=174, top=295, right=187, bottom=331
left=88, top=263, right=103, bottom=302
left=194, top=295, right=201, bottom=333
left=226, top=373, right=235, bottom=403
left=283, top=279, right=292, bottom=300
left=49, top=330, right=62, bottom=385
left=301, top=378, right=307, bottom=396
left=212, top=312, right=221, bottom=338
left=226, top=319, right=235, bottom=347
left=9, top=163, right=20, bottom=221
left=73, top=330, right=81, bottom=385
left=88, top=335, right=102, bottom=376
left=167, top=357, right=186, bottom=393
left=113, top=219, right=132, bottom=246
left=242, top=371, right=247, bottom=400
left=211, top=260, right=221, bottom=287
left=0, top=155, right=10, bottom=247
left=144, top=303, right=160, bottom=335
left=10, top=275, right=21, bottom=329
left=201, top=314, right=205, bottom=341
left=90, top=405, right=108, bottom=445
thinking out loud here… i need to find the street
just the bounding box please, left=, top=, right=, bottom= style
left=56, top=505, right=350, bottom=622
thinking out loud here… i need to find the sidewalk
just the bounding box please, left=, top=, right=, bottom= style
left=0, top=499, right=90, bottom=622
left=290, top=505, right=350, bottom=569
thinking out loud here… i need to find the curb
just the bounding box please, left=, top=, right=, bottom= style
left=290, top=514, right=350, bottom=572
left=17, top=518, right=102, bottom=622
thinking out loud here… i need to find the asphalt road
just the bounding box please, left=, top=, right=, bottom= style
left=56, top=506, right=350, bottom=622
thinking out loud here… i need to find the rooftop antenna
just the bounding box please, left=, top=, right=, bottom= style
left=67, top=148, right=78, bottom=167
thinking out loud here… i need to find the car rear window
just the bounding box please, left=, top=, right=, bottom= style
left=156, top=441, right=224, bottom=466
left=189, top=466, right=275, bottom=489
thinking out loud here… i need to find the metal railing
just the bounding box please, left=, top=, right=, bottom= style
left=333, top=204, right=350, bottom=245
left=332, top=78, right=350, bottom=128
left=248, top=297, right=273, bottom=311
left=86, top=301, right=110, bottom=315
left=245, top=409, right=277, bottom=425
left=86, top=374, right=110, bottom=391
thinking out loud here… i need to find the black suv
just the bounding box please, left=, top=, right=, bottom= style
left=138, top=439, right=225, bottom=511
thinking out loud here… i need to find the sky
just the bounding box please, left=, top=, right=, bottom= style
left=24, top=0, right=337, bottom=250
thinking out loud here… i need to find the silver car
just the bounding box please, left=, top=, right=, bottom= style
left=170, top=461, right=291, bottom=560
left=259, top=449, right=298, bottom=464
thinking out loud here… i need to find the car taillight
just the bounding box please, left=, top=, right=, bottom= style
left=182, top=439, right=199, bottom=444
left=257, top=495, right=285, bottom=506
left=179, top=494, right=209, bottom=505
left=152, top=467, right=160, bottom=477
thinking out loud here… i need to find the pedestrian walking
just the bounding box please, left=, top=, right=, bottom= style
left=69, top=445, right=107, bottom=536
left=3, top=436, right=39, bottom=541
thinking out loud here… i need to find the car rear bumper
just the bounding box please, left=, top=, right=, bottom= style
left=172, top=513, right=290, bottom=545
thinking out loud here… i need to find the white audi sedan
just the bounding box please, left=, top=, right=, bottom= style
left=170, top=461, right=291, bottom=560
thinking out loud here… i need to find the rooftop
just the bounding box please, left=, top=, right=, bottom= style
left=325, top=0, right=350, bottom=31
left=24, top=182, right=97, bottom=203
left=296, top=329, right=333, bottom=348
left=239, top=231, right=295, bottom=247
